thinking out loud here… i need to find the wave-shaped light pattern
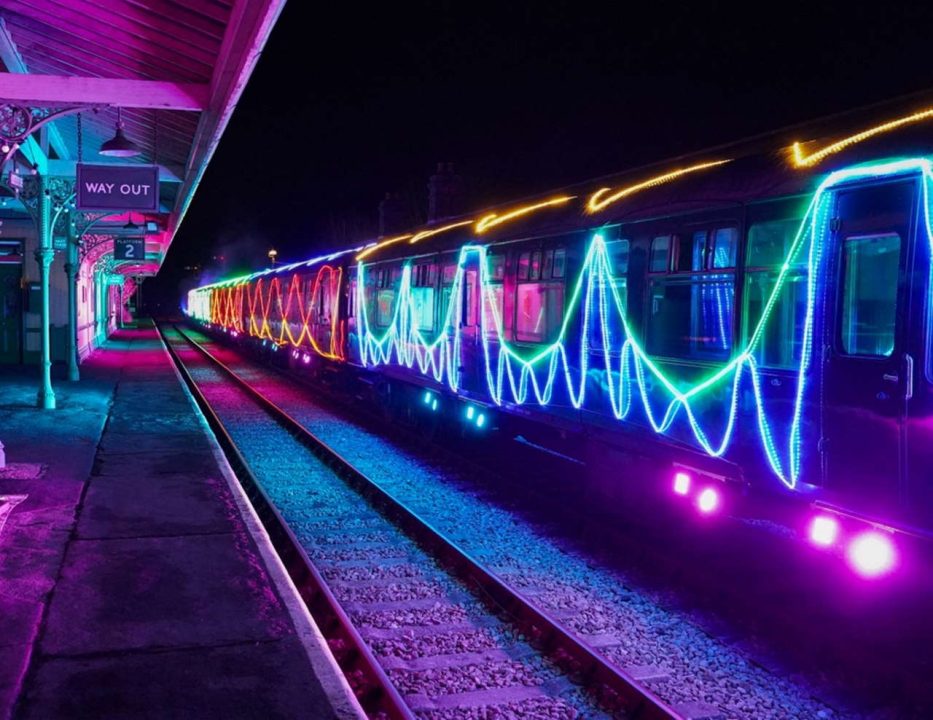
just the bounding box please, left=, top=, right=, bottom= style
left=356, top=158, right=933, bottom=489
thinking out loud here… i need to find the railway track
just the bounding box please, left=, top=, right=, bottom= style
left=158, top=323, right=677, bottom=720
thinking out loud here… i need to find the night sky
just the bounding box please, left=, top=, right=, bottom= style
left=152, top=2, right=933, bottom=307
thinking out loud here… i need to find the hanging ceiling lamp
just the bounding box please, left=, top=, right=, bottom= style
left=99, top=107, right=141, bottom=158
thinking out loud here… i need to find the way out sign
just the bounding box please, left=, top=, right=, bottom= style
left=76, top=164, right=159, bottom=212
left=114, top=238, right=145, bottom=260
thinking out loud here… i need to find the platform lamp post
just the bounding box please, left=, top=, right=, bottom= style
left=268, top=248, right=278, bottom=267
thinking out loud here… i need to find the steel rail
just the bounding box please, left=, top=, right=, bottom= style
left=156, top=322, right=414, bottom=720
left=171, top=323, right=680, bottom=720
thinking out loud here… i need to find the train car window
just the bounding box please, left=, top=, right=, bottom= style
left=515, top=282, right=564, bottom=343
left=552, top=249, right=566, bottom=278
left=487, top=253, right=506, bottom=282
left=483, top=285, right=505, bottom=338
left=543, top=250, right=554, bottom=279
left=647, top=275, right=734, bottom=359
left=518, top=252, right=531, bottom=281
left=609, top=239, right=630, bottom=275
left=412, top=262, right=436, bottom=332
left=649, top=235, right=671, bottom=272
left=839, top=233, right=900, bottom=357
left=744, top=219, right=806, bottom=369
left=710, top=227, right=738, bottom=269
left=442, top=263, right=457, bottom=284
left=746, top=219, right=801, bottom=267
left=672, top=232, right=705, bottom=272
left=376, top=288, right=395, bottom=327
left=530, top=251, right=542, bottom=280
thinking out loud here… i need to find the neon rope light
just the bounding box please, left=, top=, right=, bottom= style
left=187, top=247, right=360, bottom=360
left=475, top=196, right=575, bottom=234
left=587, top=160, right=731, bottom=213
left=409, top=220, right=474, bottom=245
left=355, top=158, right=933, bottom=489
left=791, top=107, right=933, bottom=168
left=356, top=234, right=412, bottom=262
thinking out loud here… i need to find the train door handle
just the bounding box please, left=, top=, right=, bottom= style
left=905, top=353, right=914, bottom=401
left=882, top=373, right=899, bottom=383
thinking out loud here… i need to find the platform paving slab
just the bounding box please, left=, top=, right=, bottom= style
left=0, top=328, right=354, bottom=719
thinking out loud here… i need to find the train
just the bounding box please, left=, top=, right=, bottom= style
left=186, top=105, right=933, bottom=579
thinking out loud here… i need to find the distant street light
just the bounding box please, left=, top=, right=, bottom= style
left=268, top=248, right=278, bottom=267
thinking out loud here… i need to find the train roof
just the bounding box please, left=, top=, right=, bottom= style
left=359, top=98, right=933, bottom=264
left=193, top=95, right=933, bottom=291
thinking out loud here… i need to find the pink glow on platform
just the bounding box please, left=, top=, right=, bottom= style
left=847, top=531, right=897, bottom=578
left=673, top=471, right=691, bottom=496
left=696, top=487, right=720, bottom=514
left=808, top=515, right=840, bottom=548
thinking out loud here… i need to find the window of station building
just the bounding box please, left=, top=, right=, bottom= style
left=839, top=233, right=900, bottom=357
left=743, top=219, right=807, bottom=369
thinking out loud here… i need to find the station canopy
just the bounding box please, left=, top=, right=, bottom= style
left=0, top=0, right=286, bottom=276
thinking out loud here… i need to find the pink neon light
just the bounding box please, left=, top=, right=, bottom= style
left=697, top=487, right=720, bottom=514
left=808, top=515, right=840, bottom=548
left=847, top=531, right=896, bottom=578
left=673, top=471, right=691, bottom=496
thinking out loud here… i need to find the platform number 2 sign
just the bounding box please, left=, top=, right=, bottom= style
left=114, top=239, right=145, bottom=261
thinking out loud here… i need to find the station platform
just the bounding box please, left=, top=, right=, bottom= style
left=0, top=325, right=360, bottom=719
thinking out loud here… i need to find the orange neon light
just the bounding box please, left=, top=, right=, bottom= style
left=408, top=220, right=473, bottom=245
left=792, top=107, right=933, bottom=168
left=586, top=160, right=731, bottom=213
left=355, top=234, right=413, bottom=262
left=214, top=265, right=346, bottom=360
left=475, top=196, right=575, bottom=234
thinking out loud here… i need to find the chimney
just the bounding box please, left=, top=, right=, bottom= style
left=427, top=162, right=463, bottom=224
left=378, top=192, right=408, bottom=237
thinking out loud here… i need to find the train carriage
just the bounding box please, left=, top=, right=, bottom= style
left=187, top=106, right=933, bottom=573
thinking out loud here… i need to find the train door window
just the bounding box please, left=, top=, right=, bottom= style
left=463, top=269, right=479, bottom=327
left=552, top=248, right=566, bottom=278
left=710, top=227, right=738, bottom=268
left=839, top=233, right=900, bottom=357
left=411, top=262, right=436, bottom=333
left=347, top=278, right=356, bottom=318
left=649, top=235, right=671, bottom=272
left=487, top=253, right=506, bottom=282
left=516, top=282, right=564, bottom=343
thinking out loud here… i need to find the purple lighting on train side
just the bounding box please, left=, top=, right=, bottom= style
left=697, top=487, right=720, bottom=514
left=847, top=531, right=897, bottom=578
left=808, top=515, right=840, bottom=548
left=673, top=471, right=691, bottom=496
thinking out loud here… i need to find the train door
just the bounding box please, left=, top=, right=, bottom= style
left=820, top=179, right=917, bottom=515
